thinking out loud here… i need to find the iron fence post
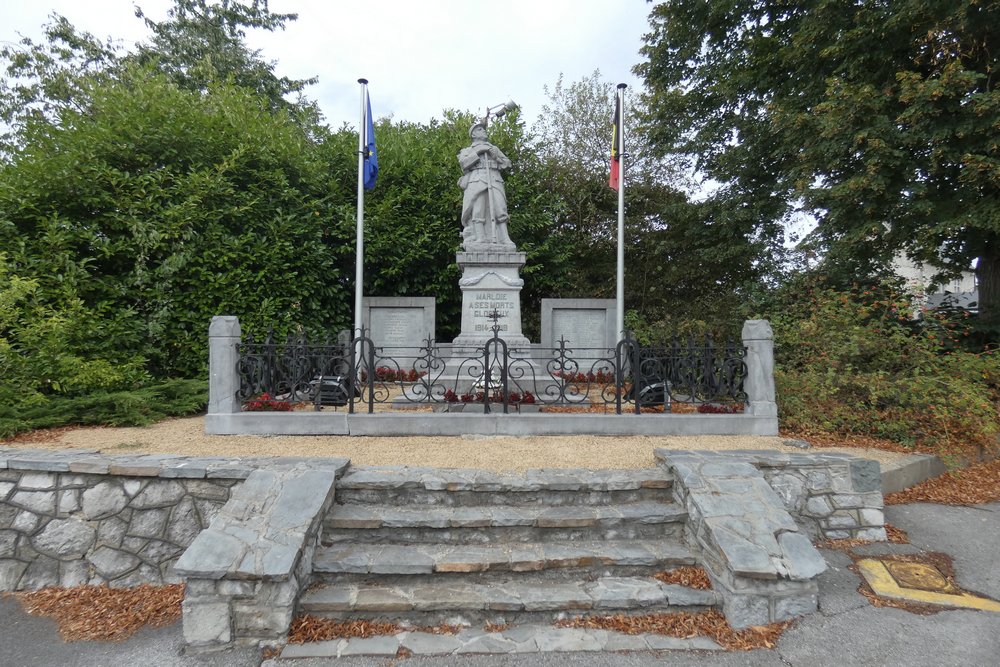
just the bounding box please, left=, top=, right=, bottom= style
left=348, top=330, right=357, bottom=414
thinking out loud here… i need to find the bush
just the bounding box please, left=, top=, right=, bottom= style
left=0, top=379, right=207, bottom=439
left=768, top=280, right=999, bottom=459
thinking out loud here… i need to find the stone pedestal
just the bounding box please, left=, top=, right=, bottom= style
left=208, top=316, right=242, bottom=415
left=742, top=319, right=777, bottom=418
left=451, top=250, right=532, bottom=354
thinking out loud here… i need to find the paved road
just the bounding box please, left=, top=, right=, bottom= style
left=2, top=502, right=998, bottom=667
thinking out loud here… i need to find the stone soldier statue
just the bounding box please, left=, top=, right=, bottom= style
left=458, top=121, right=515, bottom=250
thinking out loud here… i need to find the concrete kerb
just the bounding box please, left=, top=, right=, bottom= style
left=205, top=412, right=780, bottom=437
left=880, top=454, right=946, bottom=494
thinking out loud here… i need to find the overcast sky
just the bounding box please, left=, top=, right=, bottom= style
left=0, top=0, right=654, bottom=129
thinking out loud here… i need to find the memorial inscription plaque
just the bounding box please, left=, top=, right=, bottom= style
left=552, top=309, right=607, bottom=350
left=370, top=307, right=426, bottom=348
left=362, top=297, right=436, bottom=354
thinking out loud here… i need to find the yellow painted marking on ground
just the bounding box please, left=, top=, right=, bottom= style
left=857, top=559, right=1000, bottom=612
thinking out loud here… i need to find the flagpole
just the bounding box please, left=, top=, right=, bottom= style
left=355, top=78, right=368, bottom=340
left=615, top=83, right=627, bottom=343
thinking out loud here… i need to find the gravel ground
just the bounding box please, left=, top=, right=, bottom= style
left=3, top=416, right=907, bottom=472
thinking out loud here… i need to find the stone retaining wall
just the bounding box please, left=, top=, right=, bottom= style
left=738, top=451, right=886, bottom=541
left=655, top=449, right=888, bottom=629
left=0, top=448, right=330, bottom=591
left=656, top=451, right=828, bottom=628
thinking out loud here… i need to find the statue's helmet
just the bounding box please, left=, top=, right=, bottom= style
left=469, top=121, right=487, bottom=139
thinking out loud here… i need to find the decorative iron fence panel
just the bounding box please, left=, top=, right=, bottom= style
left=237, top=325, right=747, bottom=415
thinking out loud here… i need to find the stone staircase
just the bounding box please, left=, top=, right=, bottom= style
left=298, top=466, right=719, bottom=629
left=172, top=452, right=874, bottom=656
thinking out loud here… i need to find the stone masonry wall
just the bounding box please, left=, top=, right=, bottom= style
left=0, top=447, right=320, bottom=591
left=656, top=451, right=827, bottom=629
left=654, top=449, right=888, bottom=629
left=655, top=449, right=886, bottom=542
left=739, top=451, right=886, bottom=541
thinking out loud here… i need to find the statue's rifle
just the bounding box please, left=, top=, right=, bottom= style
left=481, top=145, right=498, bottom=244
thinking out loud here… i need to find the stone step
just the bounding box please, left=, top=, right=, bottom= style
left=312, top=539, right=697, bottom=577
left=334, top=466, right=673, bottom=507
left=323, top=500, right=686, bottom=544
left=298, top=574, right=719, bottom=624
left=277, top=622, right=723, bottom=658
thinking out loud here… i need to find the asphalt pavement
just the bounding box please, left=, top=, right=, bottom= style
left=2, top=501, right=998, bottom=667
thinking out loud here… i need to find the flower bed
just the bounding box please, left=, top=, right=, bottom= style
left=242, top=392, right=295, bottom=411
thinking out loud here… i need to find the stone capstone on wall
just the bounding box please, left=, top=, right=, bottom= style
left=654, top=451, right=827, bottom=630
left=655, top=449, right=888, bottom=629
left=176, top=460, right=348, bottom=650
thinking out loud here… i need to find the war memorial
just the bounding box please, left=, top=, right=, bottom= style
left=0, top=108, right=899, bottom=658
left=204, top=112, right=778, bottom=437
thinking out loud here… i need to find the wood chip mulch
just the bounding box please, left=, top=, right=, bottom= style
left=885, top=523, right=910, bottom=544
left=556, top=610, right=791, bottom=651
left=1, top=424, right=82, bottom=445
left=287, top=615, right=461, bottom=644
left=815, top=523, right=909, bottom=550
left=9, top=584, right=183, bottom=641
left=885, top=458, right=1000, bottom=506
left=780, top=429, right=913, bottom=454
left=654, top=566, right=713, bottom=590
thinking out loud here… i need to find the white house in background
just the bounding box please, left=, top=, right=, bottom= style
left=893, top=254, right=979, bottom=313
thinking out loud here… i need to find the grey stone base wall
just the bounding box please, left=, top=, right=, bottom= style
left=737, top=451, right=886, bottom=541
left=655, top=449, right=887, bottom=542
left=206, top=412, right=779, bottom=437
left=0, top=450, right=246, bottom=591
left=0, top=448, right=340, bottom=592
left=183, top=567, right=306, bottom=648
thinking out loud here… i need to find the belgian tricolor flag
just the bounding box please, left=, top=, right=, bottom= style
left=609, top=91, right=622, bottom=191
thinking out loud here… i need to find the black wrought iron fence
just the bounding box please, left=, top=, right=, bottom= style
left=236, top=324, right=748, bottom=415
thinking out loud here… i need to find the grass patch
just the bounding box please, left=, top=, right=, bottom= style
left=111, top=441, right=148, bottom=450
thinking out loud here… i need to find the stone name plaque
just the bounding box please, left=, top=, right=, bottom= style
left=363, top=297, right=436, bottom=352
left=552, top=309, right=607, bottom=351
left=540, top=299, right=617, bottom=355
left=370, top=308, right=426, bottom=348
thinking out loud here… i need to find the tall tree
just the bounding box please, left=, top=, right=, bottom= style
left=533, top=70, right=774, bottom=333
left=0, top=16, right=121, bottom=153
left=133, top=0, right=320, bottom=124
left=0, top=66, right=350, bottom=376
left=2, top=1, right=321, bottom=154
left=637, top=0, right=1000, bottom=328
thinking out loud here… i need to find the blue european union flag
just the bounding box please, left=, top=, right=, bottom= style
left=364, top=91, right=378, bottom=190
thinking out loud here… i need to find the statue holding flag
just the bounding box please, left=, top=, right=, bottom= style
left=458, top=122, right=515, bottom=250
